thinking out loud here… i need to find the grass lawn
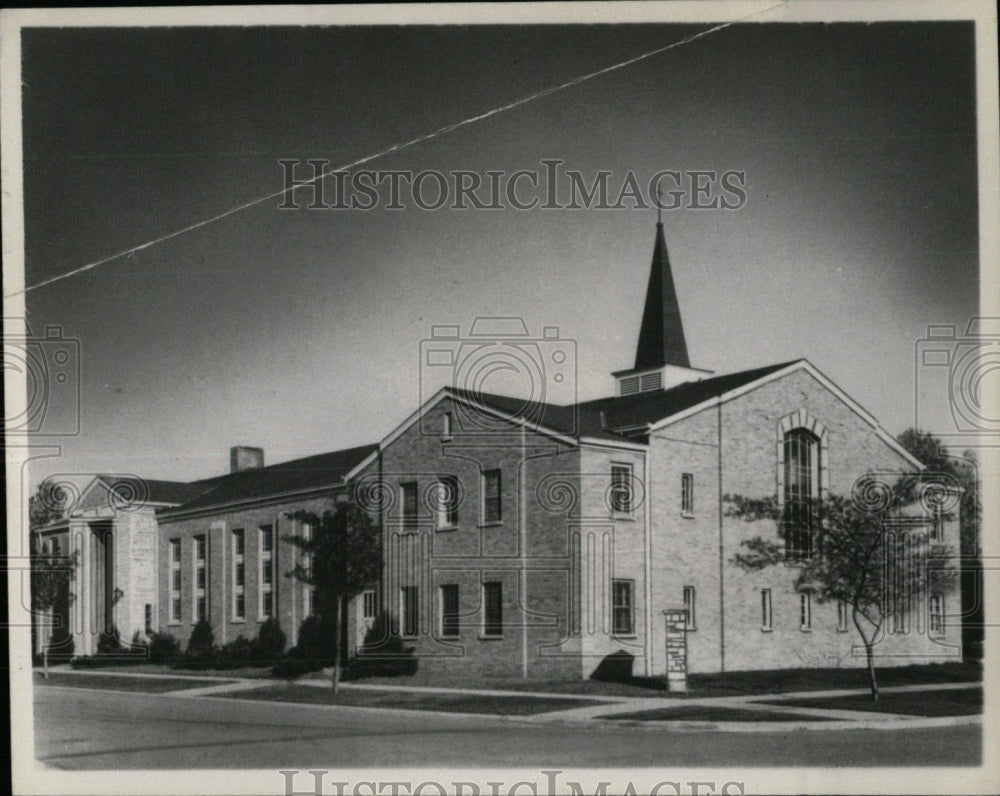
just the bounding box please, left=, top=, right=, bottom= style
left=342, top=661, right=980, bottom=699
left=63, top=662, right=277, bottom=679
left=34, top=671, right=235, bottom=693
left=603, top=706, right=837, bottom=722
left=757, top=686, right=982, bottom=717
left=211, top=684, right=605, bottom=715
left=687, top=662, right=981, bottom=697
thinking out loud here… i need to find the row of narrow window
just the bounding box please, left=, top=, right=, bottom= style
left=167, top=525, right=295, bottom=625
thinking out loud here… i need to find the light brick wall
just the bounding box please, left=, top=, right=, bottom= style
left=156, top=492, right=351, bottom=651
left=377, top=397, right=585, bottom=679
left=577, top=445, right=648, bottom=678
left=646, top=366, right=962, bottom=674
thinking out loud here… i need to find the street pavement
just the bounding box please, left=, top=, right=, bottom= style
left=31, top=671, right=983, bottom=770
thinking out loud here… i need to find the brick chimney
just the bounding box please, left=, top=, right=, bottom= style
left=230, top=446, right=264, bottom=473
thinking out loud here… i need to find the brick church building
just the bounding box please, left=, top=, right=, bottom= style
left=35, top=222, right=961, bottom=678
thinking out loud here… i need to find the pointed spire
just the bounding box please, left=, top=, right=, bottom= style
left=634, top=221, right=690, bottom=370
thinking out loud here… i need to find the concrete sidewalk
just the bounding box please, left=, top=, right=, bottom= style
left=35, top=666, right=983, bottom=733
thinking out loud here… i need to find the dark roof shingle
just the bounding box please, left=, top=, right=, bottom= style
left=161, top=444, right=378, bottom=514
left=452, top=361, right=800, bottom=440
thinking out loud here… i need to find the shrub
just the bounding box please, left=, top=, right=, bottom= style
left=290, top=615, right=337, bottom=671
left=148, top=631, right=180, bottom=664
left=253, top=618, right=286, bottom=663
left=186, top=619, right=216, bottom=659
left=97, top=626, right=122, bottom=654
left=216, top=635, right=254, bottom=669
left=46, top=626, right=75, bottom=663
left=130, top=629, right=150, bottom=653
left=348, top=612, right=417, bottom=680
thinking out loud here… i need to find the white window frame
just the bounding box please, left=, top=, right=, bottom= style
left=681, top=473, right=694, bottom=516
left=169, top=538, right=182, bottom=624
left=434, top=476, right=459, bottom=530
left=612, top=579, right=634, bottom=636
left=362, top=589, right=378, bottom=621
left=929, top=593, right=945, bottom=636
left=837, top=599, right=849, bottom=632
left=401, top=586, right=419, bottom=638
left=482, top=469, right=502, bottom=524
left=761, top=588, right=772, bottom=631
left=301, top=522, right=314, bottom=618
left=231, top=529, right=245, bottom=621
left=193, top=534, right=207, bottom=623
left=783, top=429, right=821, bottom=560
left=259, top=524, right=274, bottom=620
left=683, top=585, right=696, bottom=630
left=439, top=584, right=459, bottom=638
left=800, top=593, right=812, bottom=631
left=482, top=581, right=503, bottom=638
left=401, top=481, right=419, bottom=532
left=610, top=463, right=633, bottom=517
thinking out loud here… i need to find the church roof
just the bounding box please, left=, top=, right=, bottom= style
left=94, top=476, right=208, bottom=506
left=158, top=443, right=378, bottom=515
left=453, top=360, right=800, bottom=441
left=633, top=222, right=690, bottom=370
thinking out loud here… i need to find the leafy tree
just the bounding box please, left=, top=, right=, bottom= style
left=284, top=501, right=381, bottom=692
left=897, top=429, right=982, bottom=658
left=29, top=480, right=76, bottom=677
left=727, top=477, right=957, bottom=700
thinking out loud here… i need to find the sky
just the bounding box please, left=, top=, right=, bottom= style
left=16, top=20, right=981, bottom=487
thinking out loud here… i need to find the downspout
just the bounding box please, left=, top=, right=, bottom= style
left=717, top=401, right=725, bottom=672
left=644, top=445, right=653, bottom=677
left=520, top=423, right=529, bottom=679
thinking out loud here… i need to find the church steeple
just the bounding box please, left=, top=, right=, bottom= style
left=612, top=221, right=712, bottom=396
left=634, top=221, right=690, bottom=370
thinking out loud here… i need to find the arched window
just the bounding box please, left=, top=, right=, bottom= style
left=783, top=428, right=820, bottom=559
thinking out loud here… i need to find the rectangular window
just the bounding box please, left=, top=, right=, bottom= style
left=483, top=581, right=503, bottom=637
left=837, top=599, right=849, bottom=632
left=434, top=476, right=459, bottom=528
left=259, top=524, right=274, bottom=619
left=683, top=586, right=696, bottom=630
left=401, top=586, right=419, bottom=637
left=681, top=473, right=694, bottom=515
left=443, top=411, right=452, bottom=439
left=144, top=603, right=153, bottom=635
left=612, top=579, right=634, bottom=635
left=231, top=529, right=245, bottom=620
left=483, top=469, right=502, bottom=523
left=761, top=589, right=772, bottom=631
left=193, top=535, right=207, bottom=622
left=800, top=593, right=812, bottom=630
left=440, top=584, right=460, bottom=637
left=363, top=589, right=378, bottom=620
left=401, top=482, right=418, bottom=531
left=301, top=523, right=314, bottom=618
left=611, top=464, right=632, bottom=515
left=169, top=539, right=181, bottom=623
left=929, top=593, right=944, bottom=636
